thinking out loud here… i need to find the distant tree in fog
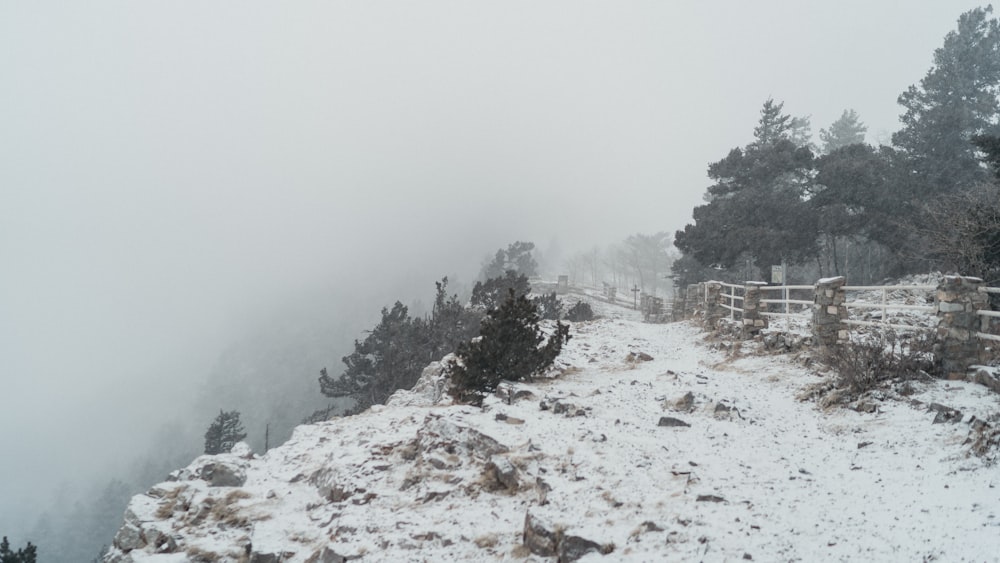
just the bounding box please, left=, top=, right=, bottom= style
left=893, top=6, right=1000, bottom=194
left=479, top=241, right=538, bottom=280
left=818, top=109, right=867, bottom=154
left=203, top=410, right=247, bottom=455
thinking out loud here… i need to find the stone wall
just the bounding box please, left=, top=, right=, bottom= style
left=935, top=276, right=989, bottom=379
left=812, top=276, right=847, bottom=348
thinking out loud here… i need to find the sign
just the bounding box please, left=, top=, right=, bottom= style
left=771, top=265, right=784, bottom=285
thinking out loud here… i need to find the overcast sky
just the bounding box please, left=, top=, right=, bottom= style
left=0, top=0, right=985, bottom=536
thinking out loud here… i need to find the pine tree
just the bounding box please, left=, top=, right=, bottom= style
left=470, top=270, right=531, bottom=312
left=203, top=410, right=247, bottom=454
left=893, top=6, right=1000, bottom=193
left=0, top=536, right=37, bottom=563
left=450, top=289, right=570, bottom=406
left=819, top=109, right=867, bottom=154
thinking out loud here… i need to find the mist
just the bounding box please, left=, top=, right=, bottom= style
left=0, top=0, right=984, bottom=555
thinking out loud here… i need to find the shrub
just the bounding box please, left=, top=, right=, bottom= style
left=824, top=330, right=937, bottom=394
left=564, top=301, right=595, bottom=322
left=450, top=289, right=571, bottom=406
left=204, top=410, right=247, bottom=455
left=532, top=292, right=563, bottom=320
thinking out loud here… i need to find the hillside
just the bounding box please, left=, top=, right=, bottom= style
left=105, top=296, right=1000, bottom=562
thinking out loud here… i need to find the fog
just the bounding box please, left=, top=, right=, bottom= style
left=0, top=0, right=982, bottom=552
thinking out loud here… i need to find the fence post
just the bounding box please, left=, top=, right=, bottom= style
left=704, top=281, right=724, bottom=329
left=813, top=276, right=847, bottom=347
left=935, top=275, right=987, bottom=379
left=742, top=281, right=768, bottom=337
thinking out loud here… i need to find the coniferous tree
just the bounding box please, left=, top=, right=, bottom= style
left=317, top=279, right=481, bottom=415
left=819, top=109, right=867, bottom=154
left=893, top=6, right=1000, bottom=194
left=470, top=270, right=532, bottom=312
left=479, top=241, right=538, bottom=280
left=450, top=289, right=570, bottom=406
left=0, top=536, right=37, bottom=563
left=203, top=410, right=247, bottom=455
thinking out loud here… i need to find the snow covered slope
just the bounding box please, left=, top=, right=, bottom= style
left=106, top=298, right=1000, bottom=562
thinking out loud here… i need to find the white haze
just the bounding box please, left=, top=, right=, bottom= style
left=0, top=0, right=983, bottom=542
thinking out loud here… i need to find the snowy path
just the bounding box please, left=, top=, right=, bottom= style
left=108, top=315, right=1000, bottom=562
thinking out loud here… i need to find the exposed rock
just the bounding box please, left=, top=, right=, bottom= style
left=929, top=403, right=963, bottom=424
left=250, top=552, right=295, bottom=563
left=523, top=511, right=559, bottom=557
left=558, top=533, right=611, bottom=562
left=417, top=417, right=508, bottom=459
left=305, top=547, right=349, bottom=563
left=487, top=455, right=520, bottom=491
left=552, top=400, right=587, bottom=417
left=624, top=351, right=654, bottom=362
left=696, top=494, right=726, bottom=503
left=113, top=522, right=145, bottom=552
left=198, top=461, right=247, bottom=487
left=495, top=413, right=525, bottom=425
left=387, top=359, right=453, bottom=407
left=666, top=391, right=695, bottom=412
left=658, top=416, right=691, bottom=428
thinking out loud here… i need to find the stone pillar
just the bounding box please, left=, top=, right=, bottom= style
left=935, top=275, right=988, bottom=379
left=704, top=282, right=724, bottom=329
left=685, top=283, right=702, bottom=320
left=742, top=281, right=768, bottom=336
left=813, top=276, right=847, bottom=347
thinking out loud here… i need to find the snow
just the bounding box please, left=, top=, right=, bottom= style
left=107, top=294, right=1000, bottom=562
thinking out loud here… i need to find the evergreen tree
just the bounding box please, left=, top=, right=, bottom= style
left=819, top=109, right=867, bottom=154
left=675, top=98, right=818, bottom=271
left=479, top=241, right=538, bottom=280
left=0, top=536, right=37, bottom=563
left=203, top=410, right=247, bottom=455
left=318, top=279, right=481, bottom=415
left=893, top=6, right=1000, bottom=194
left=974, top=134, right=1000, bottom=180
left=450, top=290, right=570, bottom=406
left=470, top=270, right=531, bottom=311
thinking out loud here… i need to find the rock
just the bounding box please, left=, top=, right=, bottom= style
left=231, top=442, right=253, bottom=458
left=712, top=402, right=737, bottom=420
left=417, top=417, right=508, bottom=460
left=852, top=400, right=878, bottom=414
left=552, top=400, right=587, bottom=417
left=696, top=494, right=726, bottom=503
left=535, top=477, right=552, bottom=505
left=558, top=534, right=609, bottom=562
left=387, top=359, right=452, bottom=407
left=495, top=413, right=525, bottom=425
left=251, top=552, right=296, bottom=563
left=113, top=522, right=145, bottom=552
left=198, top=461, right=247, bottom=487
left=141, top=527, right=177, bottom=553
left=658, top=416, right=691, bottom=428
left=667, top=391, right=695, bottom=412
left=487, top=455, right=520, bottom=491
left=523, top=511, right=559, bottom=557
left=305, top=547, right=349, bottom=563
left=929, top=403, right=963, bottom=423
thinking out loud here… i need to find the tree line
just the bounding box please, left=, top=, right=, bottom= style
left=674, top=6, right=1000, bottom=286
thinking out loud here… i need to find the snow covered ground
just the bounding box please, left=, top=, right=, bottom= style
left=106, top=294, right=1000, bottom=562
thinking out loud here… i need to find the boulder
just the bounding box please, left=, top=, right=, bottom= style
left=198, top=461, right=247, bottom=487
left=558, top=534, right=611, bottom=562
left=487, top=455, right=520, bottom=491
left=113, top=522, right=145, bottom=552
left=523, top=511, right=559, bottom=557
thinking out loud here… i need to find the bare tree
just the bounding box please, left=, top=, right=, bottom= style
left=917, top=183, right=1000, bottom=282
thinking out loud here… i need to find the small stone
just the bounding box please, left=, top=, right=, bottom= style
left=658, top=416, right=690, bottom=427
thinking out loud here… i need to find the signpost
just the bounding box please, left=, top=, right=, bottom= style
left=631, top=285, right=641, bottom=310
